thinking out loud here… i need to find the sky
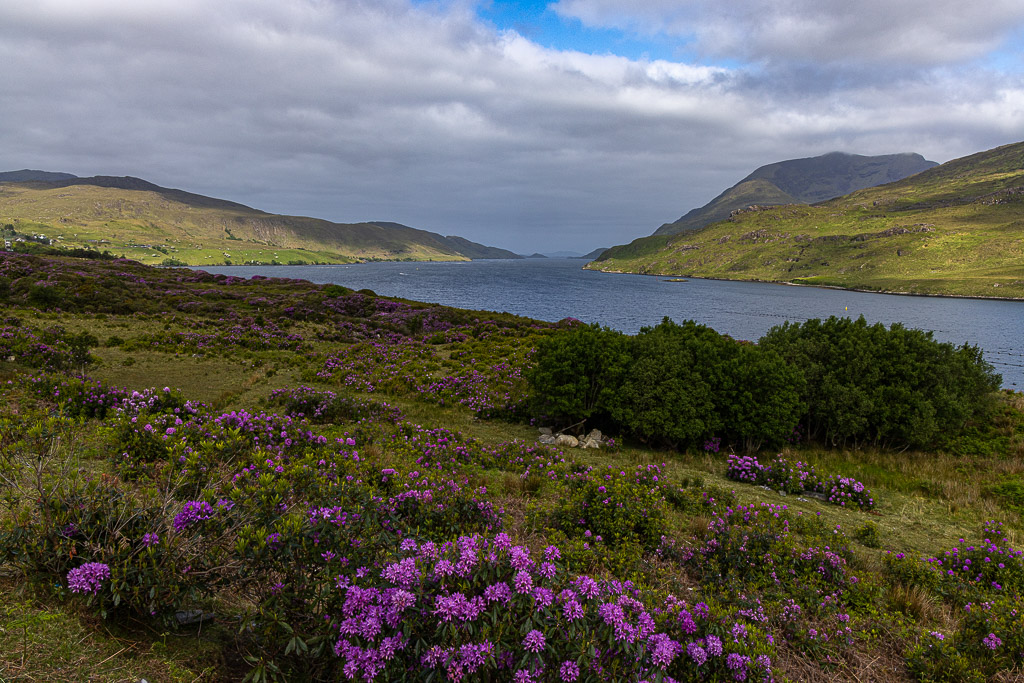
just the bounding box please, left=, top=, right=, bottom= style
left=2, top=0, right=1023, bottom=254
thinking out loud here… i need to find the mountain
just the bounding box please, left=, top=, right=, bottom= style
left=0, top=170, right=78, bottom=183
left=587, top=141, right=1024, bottom=299
left=653, top=152, right=937, bottom=236
left=0, top=175, right=518, bottom=265
left=577, top=247, right=608, bottom=259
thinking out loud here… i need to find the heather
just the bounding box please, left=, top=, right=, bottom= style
left=0, top=252, right=1022, bottom=682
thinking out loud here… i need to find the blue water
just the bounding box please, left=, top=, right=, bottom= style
left=197, top=259, right=1024, bottom=388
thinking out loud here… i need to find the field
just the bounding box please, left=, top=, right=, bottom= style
left=1, top=252, right=1022, bottom=682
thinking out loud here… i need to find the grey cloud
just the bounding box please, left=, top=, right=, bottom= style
left=0, top=0, right=1021, bottom=253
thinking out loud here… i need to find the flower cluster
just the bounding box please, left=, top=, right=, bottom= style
left=173, top=500, right=215, bottom=531
left=328, top=531, right=774, bottom=682
left=726, top=454, right=875, bottom=509
left=67, top=562, right=111, bottom=594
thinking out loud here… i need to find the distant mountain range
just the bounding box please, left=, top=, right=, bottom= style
left=588, top=141, right=1024, bottom=299
left=653, top=152, right=938, bottom=236
left=0, top=172, right=520, bottom=265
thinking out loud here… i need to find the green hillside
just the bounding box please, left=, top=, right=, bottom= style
left=0, top=175, right=520, bottom=266
left=589, top=141, right=1024, bottom=299
left=653, top=151, right=937, bottom=236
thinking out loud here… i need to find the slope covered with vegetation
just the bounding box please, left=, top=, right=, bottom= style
left=0, top=252, right=1022, bottom=682
left=0, top=175, right=520, bottom=266
left=590, top=142, right=1024, bottom=299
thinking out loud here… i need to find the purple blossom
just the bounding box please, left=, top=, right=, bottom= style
left=559, top=660, right=580, bottom=682
left=523, top=629, right=546, bottom=653
left=648, top=633, right=681, bottom=668
left=563, top=600, right=584, bottom=621
left=173, top=500, right=214, bottom=531
left=484, top=581, right=512, bottom=605
left=67, top=562, right=111, bottom=594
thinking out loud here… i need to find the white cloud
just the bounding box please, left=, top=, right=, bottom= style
left=0, top=0, right=1021, bottom=253
left=553, top=0, right=1024, bottom=69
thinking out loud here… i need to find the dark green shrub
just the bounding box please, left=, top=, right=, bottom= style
left=525, top=323, right=630, bottom=425
left=609, top=319, right=727, bottom=447
left=720, top=344, right=805, bottom=451
left=760, top=316, right=1001, bottom=449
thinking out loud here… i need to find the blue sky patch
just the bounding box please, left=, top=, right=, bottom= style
left=475, top=0, right=685, bottom=62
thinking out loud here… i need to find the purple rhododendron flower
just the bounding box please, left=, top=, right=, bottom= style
left=67, top=562, right=111, bottom=594
left=173, top=500, right=214, bottom=531
left=523, top=629, right=546, bottom=653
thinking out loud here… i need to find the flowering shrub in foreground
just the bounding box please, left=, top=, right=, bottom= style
left=328, top=532, right=775, bottom=682
left=888, top=521, right=1024, bottom=681
left=30, top=374, right=201, bottom=420
left=726, top=454, right=875, bottom=510
left=552, top=464, right=669, bottom=551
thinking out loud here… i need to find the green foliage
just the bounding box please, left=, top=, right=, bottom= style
left=527, top=318, right=803, bottom=450
left=722, top=345, right=805, bottom=451
left=108, top=420, right=173, bottom=480
left=853, top=521, right=882, bottom=548
left=610, top=319, right=728, bottom=446
left=525, top=322, right=630, bottom=424
left=987, top=478, right=1024, bottom=519
left=551, top=465, right=667, bottom=551
left=761, top=316, right=1000, bottom=449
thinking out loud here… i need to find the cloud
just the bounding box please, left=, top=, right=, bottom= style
left=0, top=1, right=1022, bottom=252
left=553, top=0, right=1024, bottom=70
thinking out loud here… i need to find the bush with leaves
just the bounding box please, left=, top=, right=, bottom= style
left=526, top=318, right=804, bottom=450
left=760, top=316, right=1001, bottom=448
left=525, top=322, right=630, bottom=426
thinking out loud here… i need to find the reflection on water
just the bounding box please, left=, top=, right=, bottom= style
left=196, top=259, right=1023, bottom=388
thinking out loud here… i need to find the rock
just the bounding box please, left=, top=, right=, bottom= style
left=585, top=428, right=602, bottom=442
left=538, top=434, right=557, bottom=445
left=581, top=438, right=601, bottom=449
left=538, top=427, right=552, bottom=435
left=555, top=434, right=579, bottom=448
left=175, top=609, right=214, bottom=626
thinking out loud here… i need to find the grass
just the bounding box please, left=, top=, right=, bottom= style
left=0, top=576, right=220, bottom=682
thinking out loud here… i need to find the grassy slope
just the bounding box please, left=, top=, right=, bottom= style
left=592, top=142, right=1024, bottom=298
left=0, top=181, right=509, bottom=266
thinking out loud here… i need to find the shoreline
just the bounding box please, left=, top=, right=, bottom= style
left=584, top=264, right=1024, bottom=303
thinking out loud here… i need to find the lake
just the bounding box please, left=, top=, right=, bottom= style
left=197, top=259, right=1024, bottom=388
